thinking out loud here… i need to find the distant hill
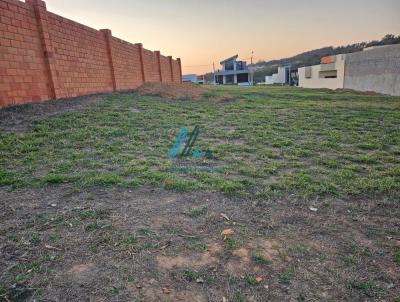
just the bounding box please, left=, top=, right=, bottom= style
left=250, top=34, right=400, bottom=83
left=204, top=34, right=400, bottom=83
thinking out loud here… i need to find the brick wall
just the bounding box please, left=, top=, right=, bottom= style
left=142, top=48, right=161, bottom=83
left=172, top=59, right=182, bottom=83
left=160, top=55, right=172, bottom=83
left=0, top=0, right=51, bottom=106
left=0, top=0, right=182, bottom=107
left=110, top=37, right=143, bottom=91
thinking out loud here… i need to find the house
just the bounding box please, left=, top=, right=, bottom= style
left=265, top=66, right=292, bottom=85
left=298, top=54, right=346, bottom=90
left=298, top=44, right=400, bottom=96
left=182, top=74, right=205, bottom=84
left=214, top=55, right=252, bottom=86
left=265, top=75, right=274, bottom=85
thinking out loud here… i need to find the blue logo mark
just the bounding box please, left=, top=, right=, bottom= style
left=168, top=126, right=213, bottom=159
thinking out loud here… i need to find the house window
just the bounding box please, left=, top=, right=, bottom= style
left=319, top=70, right=337, bottom=79
left=224, top=61, right=234, bottom=71
left=225, top=75, right=234, bottom=84
left=237, top=73, right=249, bottom=83
left=305, top=66, right=312, bottom=78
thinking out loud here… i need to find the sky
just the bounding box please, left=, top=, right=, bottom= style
left=45, top=0, right=400, bottom=75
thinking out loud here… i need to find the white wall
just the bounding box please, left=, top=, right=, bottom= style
left=344, top=44, right=400, bottom=96
left=274, top=67, right=287, bottom=84
left=265, top=75, right=274, bottom=85
left=298, top=55, right=346, bottom=90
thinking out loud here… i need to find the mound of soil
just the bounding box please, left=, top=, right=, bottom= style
left=134, top=82, right=207, bottom=100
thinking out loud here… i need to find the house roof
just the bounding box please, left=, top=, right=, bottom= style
left=220, top=55, right=238, bottom=65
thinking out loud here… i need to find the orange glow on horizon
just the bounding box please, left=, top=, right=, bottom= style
left=45, top=0, right=400, bottom=75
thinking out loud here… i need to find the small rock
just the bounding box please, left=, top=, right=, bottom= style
left=50, top=203, right=57, bottom=207
left=309, top=207, right=318, bottom=212
left=221, top=229, right=234, bottom=236
left=220, top=213, right=230, bottom=221
left=264, top=285, right=269, bottom=289
left=255, top=277, right=263, bottom=283
left=196, top=277, right=204, bottom=284
left=162, top=288, right=171, bottom=294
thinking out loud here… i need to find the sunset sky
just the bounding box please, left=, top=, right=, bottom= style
left=46, top=0, right=400, bottom=75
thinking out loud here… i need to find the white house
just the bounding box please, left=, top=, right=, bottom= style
left=298, top=54, right=346, bottom=90
left=298, top=44, right=400, bottom=95
left=265, top=66, right=291, bottom=85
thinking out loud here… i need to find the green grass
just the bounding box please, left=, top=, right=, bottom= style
left=182, top=268, right=214, bottom=285
left=187, top=207, right=207, bottom=218
left=394, top=249, right=400, bottom=265
left=278, top=269, right=293, bottom=285
left=252, top=248, right=270, bottom=264
left=1, top=86, right=399, bottom=199
left=243, top=272, right=259, bottom=286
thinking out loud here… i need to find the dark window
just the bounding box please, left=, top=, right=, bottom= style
left=237, top=73, right=249, bottom=83
left=225, top=75, right=234, bottom=84
left=319, top=70, right=337, bottom=79
left=224, top=61, right=234, bottom=71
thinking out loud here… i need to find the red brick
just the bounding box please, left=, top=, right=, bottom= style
left=0, top=0, right=182, bottom=107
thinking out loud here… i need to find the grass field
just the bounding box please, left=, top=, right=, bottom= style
left=1, top=85, right=399, bottom=301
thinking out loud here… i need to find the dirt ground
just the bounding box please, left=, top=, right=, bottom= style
left=1, top=87, right=399, bottom=301
left=0, top=83, right=206, bottom=133
left=134, top=83, right=207, bottom=100
left=1, top=185, right=399, bottom=302
left=0, top=94, right=108, bottom=133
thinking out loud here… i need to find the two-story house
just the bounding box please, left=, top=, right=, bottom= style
left=214, top=55, right=252, bottom=86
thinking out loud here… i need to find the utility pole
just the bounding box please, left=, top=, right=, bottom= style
left=213, top=62, right=216, bottom=85
left=250, top=51, right=254, bottom=86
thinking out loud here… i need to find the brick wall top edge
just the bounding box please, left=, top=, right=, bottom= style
left=4, top=0, right=30, bottom=8
left=111, top=36, right=139, bottom=48
left=47, top=12, right=101, bottom=34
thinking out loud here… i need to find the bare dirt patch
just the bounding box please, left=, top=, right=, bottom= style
left=157, top=253, right=218, bottom=269
left=0, top=186, right=399, bottom=301
left=135, top=82, right=207, bottom=100
left=129, top=279, right=207, bottom=302
left=0, top=93, right=108, bottom=133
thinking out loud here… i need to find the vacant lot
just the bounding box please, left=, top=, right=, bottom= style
left=1, top=85, right=399, bottom=302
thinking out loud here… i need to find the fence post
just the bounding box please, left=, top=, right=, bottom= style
left=177, top=58, right=182, bottom=83
left=155, top=51, right=162, bottom=82
left=27, top=0, right=60, bottom=99
left=137, top=43, right=146, bottom=84
left=100, top=29, right=117, bottom=91
left=168, top=56, right=174, bottom=82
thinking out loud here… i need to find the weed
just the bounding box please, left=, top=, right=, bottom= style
left=182, top=268, right=213, bottom=285
left=278, top=270, right=293, bottom=285
left=233, top=291, right=245, bottom=302
left=252, top=248, right=270, bottom=264
left=394, top=249, right=400, bottom=265
left=186, top=240, right=207, bottom=252
left=244, top=272, right=258, bottom=286
left=347, top=280, right=380, bottom=296
left=187, top=207, right=207, bottom=218
left=224, top=237, right=238, bottom=251
left=85, top=223, right=101, bottom=232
